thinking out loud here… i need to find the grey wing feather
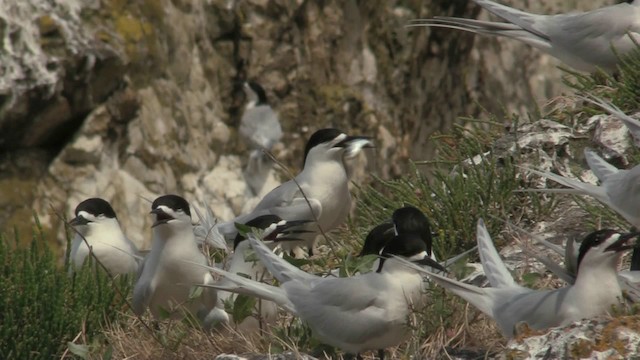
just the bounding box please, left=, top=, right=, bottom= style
left=132, top=273, right=153, bottom=315
left=584, top=148, right=618, bottom=183
left=473, top=0, right=549, bottom=40
left=285, top=278, right=394, bottom=346
left=196, top=264, right=297, bottom=314
left=247, top=233, right=316, bottom=283
left=476, top=218, right=515, bottom=288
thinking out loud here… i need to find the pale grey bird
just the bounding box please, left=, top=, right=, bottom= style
left=132, top=194, right=227, bottom=328
left=397, top=218, right=636, bottom=338
left=68, top=197, right=139, bottom=275
left=218, top=128, right=373, bottom=257
left=240, top=81, right=282, bottom=153
left=408, top=0, right=640, bottom=73
left=195, top=209, right=446, bottom=359
left=523, top=148, right=640, bottom=230
left=501, top=218, right=640, bottom=302
left=240, top=81, right=283, bottom=192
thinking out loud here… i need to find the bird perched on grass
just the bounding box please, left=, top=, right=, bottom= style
left=196, top=207, right=446, bottom=359
left=218, top=128, right=373, bottom=257
left=400, top=218, right=636, bottom=338
left=68, top=197, right=139, bottom=275
left=132, top=194, right=227, bottom=329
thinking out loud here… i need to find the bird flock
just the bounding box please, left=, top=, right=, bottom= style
left=63, top=0, right=640, bottom=358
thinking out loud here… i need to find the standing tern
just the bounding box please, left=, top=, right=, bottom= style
left=196, top=207, right=446, bottom=358
left=239, top=81, right=283, bottom=194
left=239, top=81, right=283, bottom=157
left=68, top=197, right=139, bottom=275
left=132, top=194, right=227, bottom=328
left=398, top=218, right=636, bottom=338
left=408, top=0, right=640, bottom=73
left=217, top=128, right=373, bottom=257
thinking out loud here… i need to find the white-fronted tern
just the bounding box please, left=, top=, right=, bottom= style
left=132, top=194, right=227, bottom=328
left=218, top=128, right=373, bottom=257
left=197, top=207, right=446, bottom=358
left=408, top=0, right=640, bottom=73
left=68, top=197, right=139, bottom=275
left=398, top=218, right=636, bottom=338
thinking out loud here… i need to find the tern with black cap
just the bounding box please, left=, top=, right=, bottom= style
left=132, top=194, right=227, bottom=328
left=218, top=128, right=373, bottom=257
left=68, top=197, right=139, bottom=275
left=397, top=218, right=637, bottom=338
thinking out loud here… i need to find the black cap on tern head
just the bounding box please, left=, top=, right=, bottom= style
left=392, top=206, right=434, bottom=255
left=233, top=214, right=284, bottom=250
left=392, top=206, right=431, bottom=235
left=302, top=128, right=344, bottom=166
left=75, top=198, right=117, bottom=219
left=359, top=221, right=395, bottom=257
left=576, top=229, right=638, bottom=269
left=246, top=81, right=268, bottom=105
left=151, top=194, right=191, bottom=217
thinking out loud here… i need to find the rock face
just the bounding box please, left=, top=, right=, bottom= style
left=0, top=0, right=614, bottom=247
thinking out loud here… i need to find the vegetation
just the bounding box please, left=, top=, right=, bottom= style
left=4, top=48, right=640, bottom=360
left=0, top=220, right=131, bottom=359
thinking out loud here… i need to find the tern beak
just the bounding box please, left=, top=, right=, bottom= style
left=150, top=208, right=173, bottom=228
left=605, top=232, right=640, bottom=252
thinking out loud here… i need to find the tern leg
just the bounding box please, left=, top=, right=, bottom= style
left=378, top=349, right=385, bottom=359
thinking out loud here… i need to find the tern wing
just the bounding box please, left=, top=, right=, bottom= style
left=284, top=276, right=400, bottom=351
left=473, top=0, right=549, bottom=40
left=584, top=148, right=618, bottom=183
left=601, top=167, right=640, bottom=228
left=476, top=218, right=515, bottom=288
left=521, top=167, right=608, bottom=200
left=247, top=233, right=316, bottom=283
left=191, top=262, right=296, bottom=314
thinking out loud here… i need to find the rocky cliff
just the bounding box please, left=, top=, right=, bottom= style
left=0, top=0, right=613, bottom=249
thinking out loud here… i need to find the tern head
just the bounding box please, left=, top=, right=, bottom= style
left=69, top=198, right=119, bottom=235
left=359, top=206, right=435, bottom=257
left=243, top=81, right=268, bottom=107
left=233, top=214, right=284, bottom=250
left=150, top=194, right=192, bottom=230
left=392, top=206, right=434, bottom=256
left=359, top=221, right=395, bottom=257
left=234, top=215, right=314, bottom=250
left=576, top=229, right=640, bottom=271
left=377, top=232, right=445, bottom=273
left=302, top=128, right=373, bottom=168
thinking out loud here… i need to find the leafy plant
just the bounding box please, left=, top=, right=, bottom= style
left=0, top=218, right=131, bottom=359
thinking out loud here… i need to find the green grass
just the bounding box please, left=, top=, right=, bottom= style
left=0, top=219, right=131, bottom=359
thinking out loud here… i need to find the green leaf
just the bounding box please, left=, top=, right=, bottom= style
left=234, top=223, right=252, bottom=236
left=521, top=272, right=542, bottom=288
left=232, top=294, right=257, bottom=323
left=189, top=285, right=204, bottom=300
left=67, top=343, right=89, bottom=359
